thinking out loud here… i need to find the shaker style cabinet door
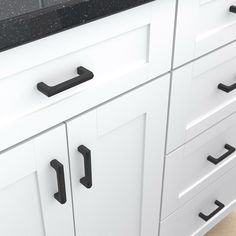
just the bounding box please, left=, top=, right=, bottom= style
left=0, top=125, right=74, bottom=236
left=66, top=76, right=169, bottom=236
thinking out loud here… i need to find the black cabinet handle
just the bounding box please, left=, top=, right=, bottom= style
left=218, top=82, right=236, bottom=93
left=230, top=5, right=236, bottom=13
left=199, top=200, right=225, bottom=222
left=207, top=144, right=236, bottom=165
left=50, top=159, right=67, bottom=204
left=78, top=145, right=92, bottom=188
left=37, top=66, right=94, bottom=97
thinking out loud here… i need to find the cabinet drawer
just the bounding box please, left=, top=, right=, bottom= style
left=167, top=42, right=236, bottom=153
left=160, top=164, right=236, bottom=236
left=162, top=112, right=236, bottom=219
left=174, top=0, right=236, bottom=67
left=0, top=0, right=175, bottom=151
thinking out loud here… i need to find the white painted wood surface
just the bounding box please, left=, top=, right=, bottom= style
left=174, top=0, right=236, bottom=67
left=0, top=125, right=74, bottom=236
left=0, top=0, right=236, bottom=235
left=160, top=163, right=236, bottom=236
left=66, top=76, right=169, bottom=236
left=162, top=112, right=236, bottom=219
left=167, top=42, right=236, bottom=153
left=0, top=0, right=175, bottom=152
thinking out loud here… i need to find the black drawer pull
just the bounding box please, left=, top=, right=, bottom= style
left=207, top=144, right=236, bottom=165
left=50, top=159, right=67, bottom=204
left=230, top=5, right=236, bottom=13
left=37, top=66, right=94, bottom=97
left=218, top=82, right=236, bottom=93
left=78, top=145, right=92, bottom=188
left=199, top=200, right=225, bottom=222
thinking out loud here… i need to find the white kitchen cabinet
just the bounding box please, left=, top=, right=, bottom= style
left=167, top=42, right=236, bottom=153
left=174, top=0, right=236, bottom=67
left=1, top=0, right=236, bottom=234
left=0, top=0, right=175, bottom=152
left=0, top=125, right=74, bottom=236
left=162, top=111, right=236, bottom=219
left=66, top=76, right=169, bottom=236
left=160, top=163, right=236, bottom=236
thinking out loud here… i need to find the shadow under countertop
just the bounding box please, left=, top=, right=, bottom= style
left=0, top=0, right=154, bottom=53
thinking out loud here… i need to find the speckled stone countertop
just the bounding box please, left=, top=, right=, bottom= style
left=0, top=0, right=154, bottom=52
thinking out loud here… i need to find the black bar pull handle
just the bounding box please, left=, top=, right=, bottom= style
left=218, top=82, right=236, bottom=93
left=50, top=159, right=67, bottom=204
left=230, top=5, right=236, bottom=13
left=37, top=66, right=94, bottom=97
left=207, top=144, right=236, bottom=165
left=78, top=145, right=92, bottom=188
left=199, top=200, right=225, bottom=222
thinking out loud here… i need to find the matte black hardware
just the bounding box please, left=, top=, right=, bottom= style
left=218, top=82, right=236, bottom=93
left=207, top=144, right=236, bottom=165
left=199, top=200, right=225, bottom=222
left=78, top=145, right=92, bottom=188
left=230, top=5, right=236, bottom=13
left=50, top=159, right=67, bottom=204
left=37, top=66, right=94, bottom=97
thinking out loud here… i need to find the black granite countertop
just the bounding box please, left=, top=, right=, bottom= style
left=0, top=0, right=154, bottom=53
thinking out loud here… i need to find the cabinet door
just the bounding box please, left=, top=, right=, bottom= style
left=66, top=76, right=169, bottom=236
left=0, top=125, right=74, bottom=236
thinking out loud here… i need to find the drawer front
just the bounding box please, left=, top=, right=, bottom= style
left=0, top=0, right=175, bottom=151
left=1, top=25, right=149, bottom=124
left=174, top=0, right=236, bottom=67
left=162, top=112, right=236, bottom=219
left=160, top=164, right=236, bottom=236
left=167, top=42, right=236, bottom=153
